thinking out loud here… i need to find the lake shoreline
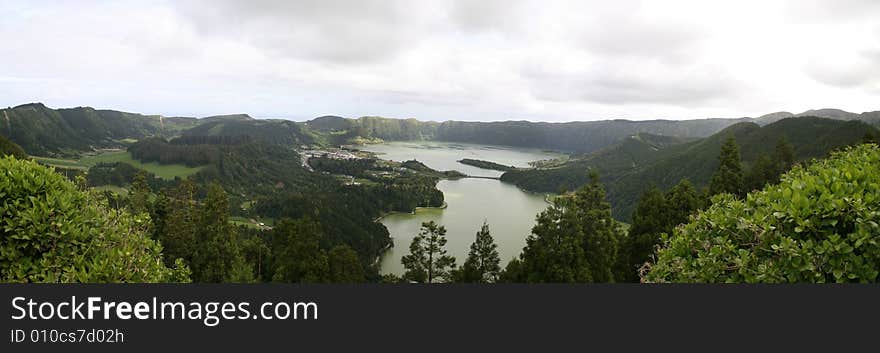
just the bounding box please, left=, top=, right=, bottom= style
left=361, top=141, right=559, bottom=276
left=374, top=201, right=448, bottom=223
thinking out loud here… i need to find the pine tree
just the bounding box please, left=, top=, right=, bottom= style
left=666, top=179, right=703, bottom=224
left=270, top=218, right=329, bottom=283
left=401, top=221, right=457, bottom=283
left=772, top=135, right=794, bottom=173
left=709, top=136, right=744, bottom=196
left=128, top=170, right=151, bottom=214
left=745, top=153, right=777, bottom=191
left=327, top=245, right=365, bottom=283
left=617, top=180, right=705, bottom=282
left=618, top=185, right=667, bottom=282
left=158, top=180, right=198, bottom=267
left=455, top=222, right=501, bottom=283
left=519, top=172, right=622, bottom=282
left=191, top=182, right=253, bottom=282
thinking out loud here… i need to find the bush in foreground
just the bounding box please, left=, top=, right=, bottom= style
left=645, top=144, right=880, bottom=283
left=0, top=156, right=189, bottom=282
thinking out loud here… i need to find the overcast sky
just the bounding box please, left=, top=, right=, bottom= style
left=1, top=0, right=878, bottom=121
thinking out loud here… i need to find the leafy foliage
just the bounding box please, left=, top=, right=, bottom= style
left=504, top=117, right=878, bottom=220
left=645, top=144, right=880, bottom=283
left=0, top=156, right=189, bottom=282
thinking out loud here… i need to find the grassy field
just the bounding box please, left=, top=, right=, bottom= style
left=35, top=151, right=203, bottom=180
left=32, top=156, right=88, bottom=170
left=230, top=216, right=275, bottom=230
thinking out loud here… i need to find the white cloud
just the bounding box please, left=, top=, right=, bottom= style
left=0, top=0, right=878, bottom=121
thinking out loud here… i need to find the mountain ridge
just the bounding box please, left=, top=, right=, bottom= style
left=3, top=102, right=879, bottom=157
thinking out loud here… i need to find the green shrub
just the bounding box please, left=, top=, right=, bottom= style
left=645, top=144, right=880, bottom=283
left=0, top=135, right=26, bottom=159
left=0, top=156, right=189, bottom=282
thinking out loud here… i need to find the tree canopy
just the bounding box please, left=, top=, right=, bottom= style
left=709, top=136, right=744, bottom=196
left=454, top=222, right=501, bottom=283
left=401, top=221, right=457, bottom=283
left=0, top=156, right=189, bottom=282
left=646, top=144, right=880, bottom=283
left=517, top=172, right=623, bottom=283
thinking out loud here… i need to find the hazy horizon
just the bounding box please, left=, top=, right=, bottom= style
left=7, top=101, right=877, bottom=124
left=2, top=0, right=879, bottom=122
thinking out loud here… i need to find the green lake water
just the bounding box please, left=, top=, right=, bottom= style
left=359, top=141, right=560, bottom=276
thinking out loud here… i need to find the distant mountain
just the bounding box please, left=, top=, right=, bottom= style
left=4, top=102, right=879, bottom=159
left=313, top=115, right=753, bottom=153
left=502, top=117, right=879, bottom=220
left=754, top=111, right=794, bottom=125
left=199, top=114, right=255, bottom=123
left=0, top=103, right=198, bottom=156
left=182, top=118, right=315, bottom=146
left=795, top=108, right=861, bottom=120
left=753, top=108, right=880, bottom=127
left=305, top=115, right=352, bottom=132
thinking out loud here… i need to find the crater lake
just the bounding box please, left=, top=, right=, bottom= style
left=358, top=141, right=562, bottom=276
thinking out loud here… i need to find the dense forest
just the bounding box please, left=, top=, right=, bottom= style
left=502, top=118, right=879, bottom=219
left=3, top=102, right=880, bottom=283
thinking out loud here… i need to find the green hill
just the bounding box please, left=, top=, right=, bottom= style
left=181, top=118, right=315, bottom=147
left=502, top=117, right=879, bottom=220
left=0, top=103, right=198, bottom=156
left=0, top=134, right=26, bottom=159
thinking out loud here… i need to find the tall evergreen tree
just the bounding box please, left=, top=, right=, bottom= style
left=618, top=185, right=667, bottom=282
left=745, top=153, right=777, bottom=191
left=157, top=180, right=198, bottom=267
left=401, top=221, right=457, bottom=283
left=455, top=222, right=501, bottom=283
left=519, top=172, right=622, bottom=282
left=190, top=182, right=253, bottom=282
left=270, top=218, right=329, bottom=283
left=498, top=258, right=525, bottom=283
left=774, top=136, right=795, bottom=173
left=666, top=179, right=704, bottom=223
left=327, top=245, right=365, bottom=283
left=618, top=179, right=705, bottom=282
left=709, top=136, right=744, bottom=196
left=128, top=170, right=151, bottom=214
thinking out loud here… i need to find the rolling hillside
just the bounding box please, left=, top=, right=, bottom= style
left=502, top=117, right=879, bottom=220
left=0, top=103, right=197, bottom=156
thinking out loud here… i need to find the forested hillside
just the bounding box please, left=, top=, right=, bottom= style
left=3, top=101, right=880, bottom=283
left=0, top=103, right=197, bottom=156
left=5, top=102, right=878, bottom=159
left=502, top=117, right=879, bottom=219
left=646, top=144, right=880, bottom=283
left=181, top=118, right=316, bottom=146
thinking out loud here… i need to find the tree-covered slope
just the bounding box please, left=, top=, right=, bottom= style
left=182, top=118, right=315, bottom=146
left=0, top=103, right=198, bottom=156
left=646, top=144, right=880, bottom=283
left=503, top=117, right=879, bottom=220
left=0, top=134, right=26, bottom=159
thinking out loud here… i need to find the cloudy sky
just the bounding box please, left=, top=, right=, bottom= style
left=1, top=0, right=878, bottom=121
